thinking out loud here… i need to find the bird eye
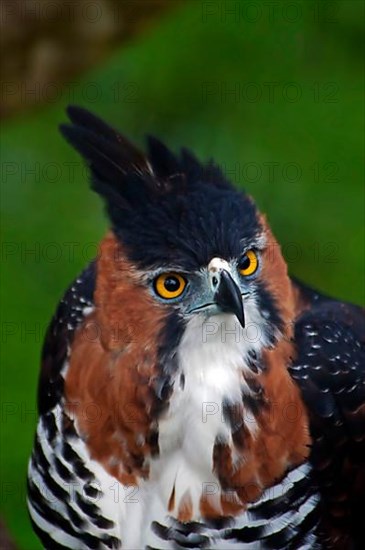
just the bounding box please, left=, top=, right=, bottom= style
left=238, top=250, right=258, bottom=277
left=154, top=273, right=187, bottom=300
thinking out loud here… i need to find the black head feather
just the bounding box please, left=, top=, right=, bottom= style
left=62, top=105, right=149, bottom=174
left=60, top=106, right=261, bottom=270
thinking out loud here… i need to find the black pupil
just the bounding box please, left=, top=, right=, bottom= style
left=164, top=276, right=180, bottom=292
left=239, top=254, right=251, bottom=271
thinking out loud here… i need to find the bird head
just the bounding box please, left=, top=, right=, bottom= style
left=61, top=106, right=294, bottom=359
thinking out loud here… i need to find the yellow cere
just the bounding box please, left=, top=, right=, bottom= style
left=155, top=273, right=187, bottom=299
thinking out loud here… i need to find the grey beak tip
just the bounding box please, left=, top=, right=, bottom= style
left=238, top=312, right=245, bottom=329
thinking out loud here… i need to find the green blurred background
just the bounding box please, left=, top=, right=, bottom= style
left=1, top=0, right=364, bottom=547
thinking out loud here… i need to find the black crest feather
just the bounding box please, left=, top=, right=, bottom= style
left=60, top=105, right=260, bottom=270
left=60, top=106, right=232, bottom=201
left=61, top=105, right=149, bottom=174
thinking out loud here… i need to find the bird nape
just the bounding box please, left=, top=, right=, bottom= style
left=27, top=106, right=365, bottom=550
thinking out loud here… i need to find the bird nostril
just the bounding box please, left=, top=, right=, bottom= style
left=212, top=276, right=218, bottom=287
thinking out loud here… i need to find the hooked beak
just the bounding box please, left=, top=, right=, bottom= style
left=215, top=270, right=245, bottom=328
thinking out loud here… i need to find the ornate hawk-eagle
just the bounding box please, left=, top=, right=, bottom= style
left=27, top=106, right=365, bottom=549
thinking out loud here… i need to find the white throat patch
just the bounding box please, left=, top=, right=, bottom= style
left=152, top=309, right=267, bottom=520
